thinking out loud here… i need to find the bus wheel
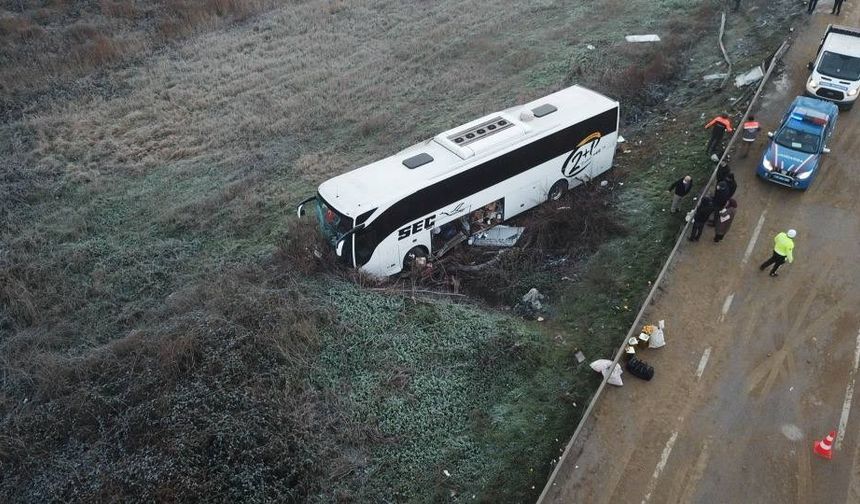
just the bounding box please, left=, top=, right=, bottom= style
left=403, top=246, right=428, bottom=271
left=548, top=179, right=568, bottom=201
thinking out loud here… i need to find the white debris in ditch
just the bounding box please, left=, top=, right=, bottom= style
left=735, top=66, right=765, bottom=87
left=703, top=73, right=728, bottom=81
left=469, top=225, right=524, bottom=247
left=625, top=34, right=661, bottom=43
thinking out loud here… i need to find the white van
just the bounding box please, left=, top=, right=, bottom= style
left=297, top=85, right=620, bottom=277
left=806, top=24, right=860, bottom=110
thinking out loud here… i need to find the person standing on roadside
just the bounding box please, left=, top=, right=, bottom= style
left=668, top=175, right=693, bottom=213
left=740, top=116, right=761, bottom=158
left=724, top=172, right=738, bottom=198
left=716, top=160, right=732, bottom=182
left=689, top=196, right=714, bottom=242
left=711, top=180, right=731, bottom=226
left=832, top=0, right=844, bottom=14
left=808, top=0, right=819, bottom=13
left=759, top=229, right=796, bottom=276
left=705, top=113, right=734, bottom=161
left=714, top=199, right=737, bottom=242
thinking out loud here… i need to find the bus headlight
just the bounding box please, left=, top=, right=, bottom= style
left=808, top=78, right=820, bottom=89
left=762, top=158, right=773, bottom=171
left=797, top=170, right=812, bottom=180
left=848, top=88, right=858, bottom=97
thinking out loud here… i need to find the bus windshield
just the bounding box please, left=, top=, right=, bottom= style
left=774, top=127, right=820, bottom=154
left=818, top=51, right=860, bottom=81
left=315, top=197, right=352, bottom=247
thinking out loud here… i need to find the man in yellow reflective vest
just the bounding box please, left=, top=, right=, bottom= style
left=759, top=229, right=796, bottom=277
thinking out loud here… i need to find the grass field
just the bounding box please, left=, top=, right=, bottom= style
left=1, top=0, right=799, bottom=501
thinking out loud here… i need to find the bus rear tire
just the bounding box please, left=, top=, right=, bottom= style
left=403, top=246, right=428, bottom=271
left=548, top=179, right=568, bottom=201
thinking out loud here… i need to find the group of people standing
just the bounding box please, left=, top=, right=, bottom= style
left=669, top=161, right=738, bottom=244
left=666, top=112, right=798, bottom=278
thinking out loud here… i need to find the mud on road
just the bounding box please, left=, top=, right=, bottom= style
left=542, top=6, right=860, bottom=504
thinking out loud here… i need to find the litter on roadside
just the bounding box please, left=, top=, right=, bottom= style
left=469, top=225, right=524, bottom=247
left=703, top=73, right=729, bottom=81
left=625, top=34, right=661, bottom=43
left=648, top=320, right=666, bottom=348
left=590, top=359, right=623, bottom=386
left=735, top=65, right=764, bottom=87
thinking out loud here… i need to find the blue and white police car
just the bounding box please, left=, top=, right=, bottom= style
left=757, top=96, right=838, bottom=190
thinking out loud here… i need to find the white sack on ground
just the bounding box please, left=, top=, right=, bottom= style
left=650, top=319, right=666, bottom=348
left=590, top=359, right=624, bottom=386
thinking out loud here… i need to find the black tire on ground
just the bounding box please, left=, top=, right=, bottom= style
left=403, top=246, right=428, bottom=271
left=548, top=179, right=568, bottom=201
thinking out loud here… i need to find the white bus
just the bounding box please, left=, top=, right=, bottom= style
left=297, top=85, right=620, bottom=277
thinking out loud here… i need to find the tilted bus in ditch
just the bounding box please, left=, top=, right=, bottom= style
left=297, top=85, right=620, bottom=277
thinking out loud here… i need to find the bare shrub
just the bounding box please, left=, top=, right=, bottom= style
left=454, top=180, right=626, bottom=305
left=274, top=218, right=338, bottom=276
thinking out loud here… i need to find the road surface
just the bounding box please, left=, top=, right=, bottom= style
left=542, top=7, right=860, bottom=504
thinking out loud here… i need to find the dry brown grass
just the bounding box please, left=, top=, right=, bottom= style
left=0, top=0, right=274, bottom=116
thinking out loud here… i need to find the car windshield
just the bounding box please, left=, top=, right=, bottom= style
left=774, top=126, right=820, bottom=154
left=818, top=51, right=860, bottom=81
left=315, top=197, right=352, bottom=247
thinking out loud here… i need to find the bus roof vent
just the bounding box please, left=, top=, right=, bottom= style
left=402, top=152, right=434, bottom=169
left=532, top=103, right=557, bottom=118
left=447, top=116, right=514, bottom=147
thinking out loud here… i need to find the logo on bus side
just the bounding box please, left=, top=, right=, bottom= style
left=562, top=132, right=603, bottom=178
left=398, top=215, right=436, bottom=240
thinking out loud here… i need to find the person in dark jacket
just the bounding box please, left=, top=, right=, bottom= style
left=689, top=196, right=714, bottom=241
left=716, top=160, right=732, bottom=182
left=724, top=173, right=738, bottom=198
left=714, top=198, right=737, bottom=242
left=668, top=175, right=693, bottom=213
left=710, top=181, right=731, bottom=226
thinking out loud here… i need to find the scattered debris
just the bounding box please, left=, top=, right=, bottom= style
left=617, top=135, right=626, bottom=143
left=574, top=350, right=586, bottom=363
left=734, top=65, right=764, bottom=87
left=703, top=73, right=728, bottom=81
left=469, top=225, right=524, bottom=247
left=586, top=44, right=595, bottom=50
left=649, top=320, right=666, bottom=348
left=521, top=288, right=543, bottom=310
left=600, top=180, right=609, bottom=187
left=443, top=469, right=451, bottom=477
left=515, top=287, right=545, bottom=319
left=625, top=34, right=661, bottom=43
left=590, top=359, right=623, bottom=386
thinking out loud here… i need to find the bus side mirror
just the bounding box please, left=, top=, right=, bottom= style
left=335, top=240, right=345, bottom=256
left=767, top=131, right=774, bottom=138
left=807, top=61, right=814, bottom=71
left=823, top=147, right=831, bottom=154
left=296, top=196, right=316, bottom=218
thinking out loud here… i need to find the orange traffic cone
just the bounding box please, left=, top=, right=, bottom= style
left=814, top=431, right=836, bottom=460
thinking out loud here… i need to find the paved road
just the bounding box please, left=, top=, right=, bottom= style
left=542, top=7, right=860, bottom=504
